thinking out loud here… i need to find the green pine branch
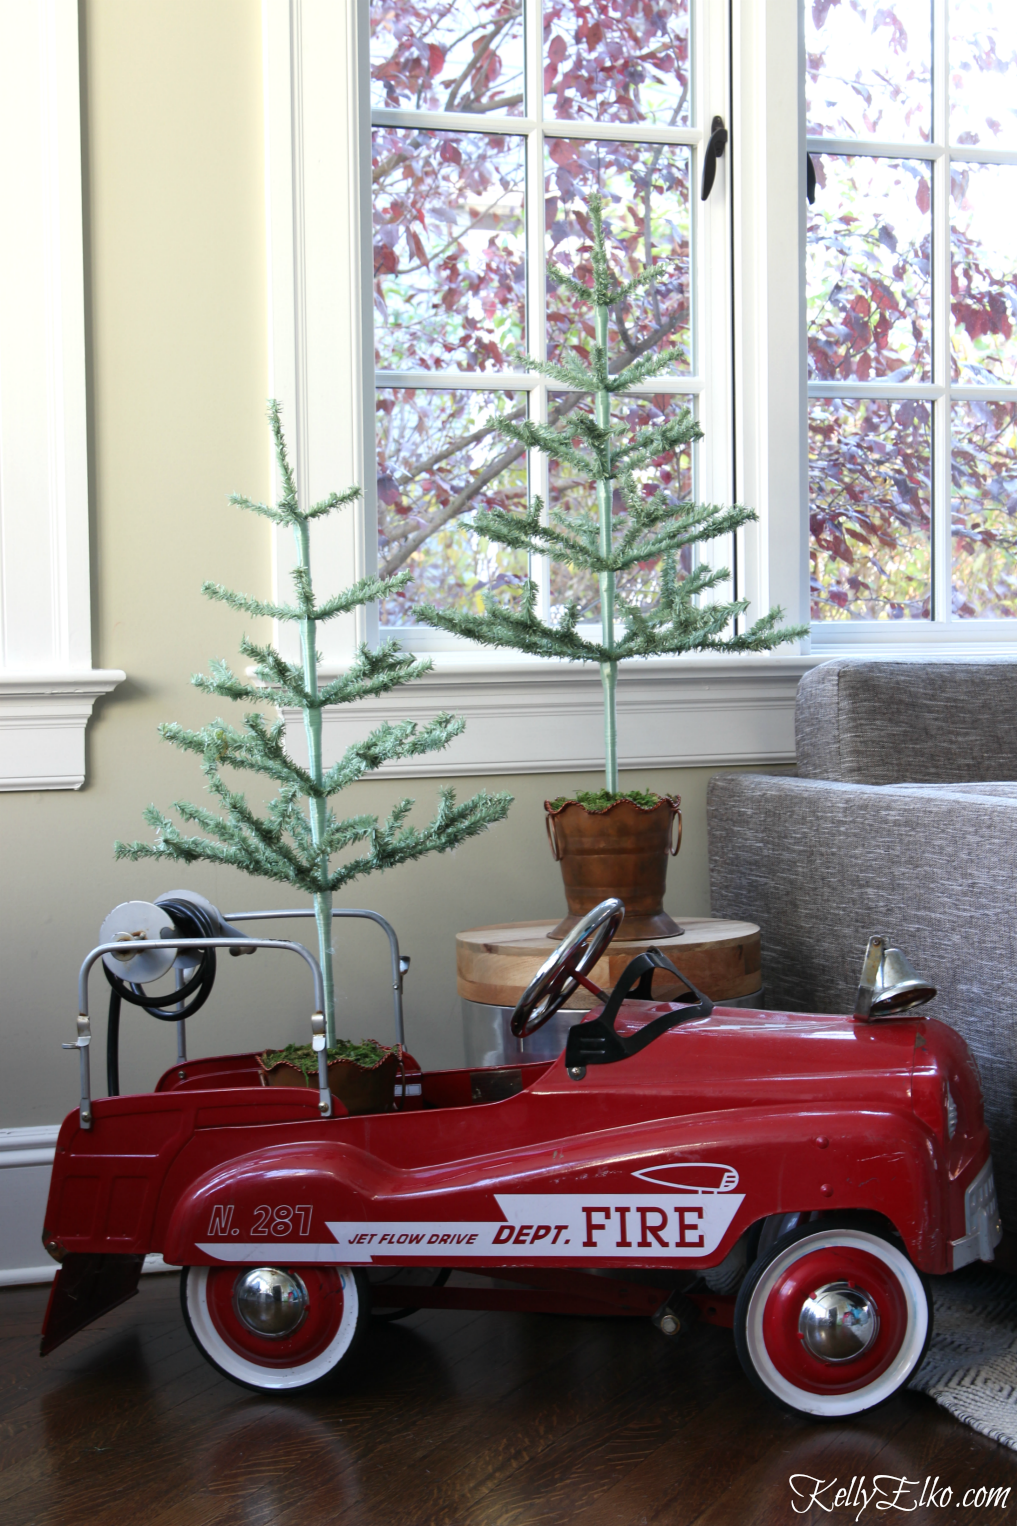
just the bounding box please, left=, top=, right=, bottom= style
left=321, top=713, right=467, bottom=792
left=607, top=343, right=689, bottom=393
left=323, top=787, right=512, bottom=893
left=497, top=417, right=604, bottom=478
left=201, top=582, right=303, bottom=622
left=316, top=642, right=434, bottom=707
left=517, top=353, right=599, bottom=392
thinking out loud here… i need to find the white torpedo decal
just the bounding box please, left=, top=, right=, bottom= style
left=196, top=1187, right=745, bottom=1265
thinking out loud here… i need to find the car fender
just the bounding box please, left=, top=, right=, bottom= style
left=162, top=1138, right=390, bottom=1266
left=162, top=1102, right=949, bottom=1272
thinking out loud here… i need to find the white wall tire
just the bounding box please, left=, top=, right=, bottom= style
left=181, top=1264, right=368, bottom=1392
left=734, top=1223, right=932, bottom=1418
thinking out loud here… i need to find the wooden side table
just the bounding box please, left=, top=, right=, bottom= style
left=457, top=917, right=761, bottom=1067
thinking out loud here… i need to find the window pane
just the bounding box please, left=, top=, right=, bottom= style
left=614, top=393, right=695, bottom=610
left=807, top=155, right=931, bottom=383
left=950, top=0, right=1017, bottom=149
left=953, top=400, right=1017, bottom=618
left=377, top=389, right=529, bottom=625
left=547, top=392, right=695, bottom=624
left=543, top=0, right=690, bottom=127
left=545, top=140, right=691, bottom=373
left=805, top=0, right=931, bottom=142
left=810, top=397, right=931, bottom=620
left=951, top=162, right=1017, bottom=384
left=548, top=394, right=600, bottom=622
left=372, top=127, right=525, bottom=372
left=370, top=1, right=524, bottom=116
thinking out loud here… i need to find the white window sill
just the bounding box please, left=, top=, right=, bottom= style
left=812, top=622, right=1017, bottom=656
left=281, top=652, right=819, bottom=777
left=0, top=671, right=125, bottom=790
left=279, top=629, right=1017, bottom=779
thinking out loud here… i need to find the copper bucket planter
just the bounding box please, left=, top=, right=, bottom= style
left=544, top=795, right=682, bottom=941
left=259, top=1051, right=398, bottom=1115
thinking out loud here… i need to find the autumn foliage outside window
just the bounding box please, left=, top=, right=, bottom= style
left=807, top=0, right=1017, bottom=623
left=369, top=0, right=699, bottom=629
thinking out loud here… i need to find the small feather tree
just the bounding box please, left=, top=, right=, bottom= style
left=115, top=403, right=511, bottom=1046
left=418, top=193, right=807, bottom=792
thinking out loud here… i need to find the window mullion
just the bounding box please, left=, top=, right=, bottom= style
left=932, top=0, right=951, bottom=623
left=805, top=135, right=942, bottom=161
left=532, top=382, right=551, bottom=620
left=375, top=110, right=703, bottom=153
left=541, top=120, right=702, bottom=147
left=694, top=0, right=735, bottom=604
left=524, top=0, right=548, bottom=619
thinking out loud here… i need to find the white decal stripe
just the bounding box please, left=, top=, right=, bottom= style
left=195, top=1193, right=745, bottom=1265
left=492, top=1194, right=744, bottom=1257
left=197, top=1242, right=345, bottom=1262
left=326, top=1222, right=491, bottom=1262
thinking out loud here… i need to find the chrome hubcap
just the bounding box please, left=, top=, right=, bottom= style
left=233, top=1267, right=309, bottom=1338
left=798, top=1281, right=879, bottom=1363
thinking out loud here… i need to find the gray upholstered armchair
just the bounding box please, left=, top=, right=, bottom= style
left=708, top=658, right=1017, bottom=1229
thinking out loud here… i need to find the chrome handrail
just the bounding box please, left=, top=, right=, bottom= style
left=224, top=907, right=408, bottom=1048
left=71, top=937, right=328, bottom=1129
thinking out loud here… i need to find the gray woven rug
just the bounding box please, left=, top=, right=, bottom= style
left=910, top=1267, right=1017, bottom=1449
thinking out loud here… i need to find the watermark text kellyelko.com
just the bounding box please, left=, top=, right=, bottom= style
left=790, top=1474, right=1011, bottom=1518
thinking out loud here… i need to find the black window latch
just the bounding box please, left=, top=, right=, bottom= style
left=700, top=115, right=728, bottom=201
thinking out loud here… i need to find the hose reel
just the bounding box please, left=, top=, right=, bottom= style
left=99, top=890, right=252, bottom=1096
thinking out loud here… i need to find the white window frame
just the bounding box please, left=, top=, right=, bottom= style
left=807, top=0, right=1017, bottom=655
left=263, top=0, right=815, bottom=778
left=0, top=0, right=123, bottom=791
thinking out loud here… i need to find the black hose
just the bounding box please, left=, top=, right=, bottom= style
left=106, top=989, right=121, bottom=1098
left=103, top=898, right=218, bottom=1095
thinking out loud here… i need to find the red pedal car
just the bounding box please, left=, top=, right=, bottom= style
left=40, top=896, right=1001, bottom=1418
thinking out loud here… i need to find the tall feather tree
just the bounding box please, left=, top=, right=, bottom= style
left=116, top=404, right=511, bottom=1045
left=418, top=193, right=807, bottom=791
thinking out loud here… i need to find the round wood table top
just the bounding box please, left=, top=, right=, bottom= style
left=456, top=917, right=761, bottom=1010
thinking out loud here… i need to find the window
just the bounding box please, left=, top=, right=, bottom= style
left=807, top=0, right=1017, bottom=644
left=263, top=0, right=813, bottom=775
left=369, top=1, right=724, bottom=640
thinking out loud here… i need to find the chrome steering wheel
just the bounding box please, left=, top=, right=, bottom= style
left=510, top=898, right=625, bottom=1038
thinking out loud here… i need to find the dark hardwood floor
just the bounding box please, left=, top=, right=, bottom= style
left=3, top=1275, right=1017, bottom=1526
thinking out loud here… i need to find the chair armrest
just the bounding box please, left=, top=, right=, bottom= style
left=707, top=770, right=1017, bottom=1230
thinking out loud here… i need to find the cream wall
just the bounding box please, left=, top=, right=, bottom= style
left=0, top=2, right=772, bottom=1130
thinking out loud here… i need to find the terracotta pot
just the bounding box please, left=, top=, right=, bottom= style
left=259, top=1052, right=398, bottom=1115
left=544, top=795, right=682, bottom=941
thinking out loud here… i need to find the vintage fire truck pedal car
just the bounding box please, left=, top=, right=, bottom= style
left=40, top=894, right=1001, bottom=1419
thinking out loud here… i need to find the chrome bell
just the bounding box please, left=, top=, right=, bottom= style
left=854, top=934, right=938, bottom=1021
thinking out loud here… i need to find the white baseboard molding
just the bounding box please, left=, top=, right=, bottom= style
left=0, top=1125, right=177, bottom=1287
left=0, top=1255, right=177, bottom=1289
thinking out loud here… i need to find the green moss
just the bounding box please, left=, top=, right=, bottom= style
left=546, top=788, right=664, bottom=813
left=259, top=1038, right=397, bottom=1078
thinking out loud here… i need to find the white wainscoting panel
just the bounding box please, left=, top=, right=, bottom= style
left=0, top=1127, right=60, bottom=1286
left=0, top=2, right=124, bottom=789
